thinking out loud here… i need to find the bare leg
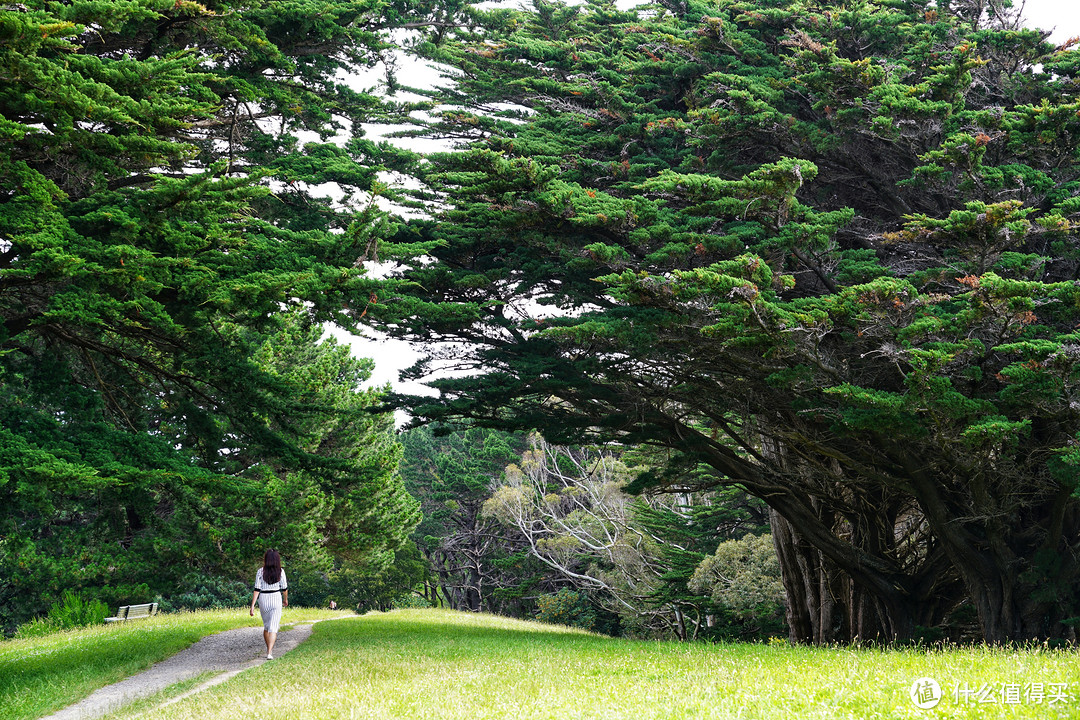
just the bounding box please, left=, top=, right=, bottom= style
left=263, top=630, right=271, bottom=654
left=267, top=631, right=278, bottom=657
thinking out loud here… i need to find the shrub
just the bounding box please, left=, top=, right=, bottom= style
left=164, top=573, right=250, bottom=611
left=535, top=589, right=596, bottom=631
left=392, top=594, right=432, bottom=610
left=48, top=591, right=110, bottom=630
left=15, top=590, right=110, bottom=637
left=286, top=571, right=331, bottom=609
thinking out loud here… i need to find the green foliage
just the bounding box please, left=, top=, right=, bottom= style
left=0, top=0, right=437, bottom=631
left=632, top=490, right=772, bottom=639
left=13, top=591, right=110, bottom=638
left=689, top=534, right=785, bottom=639
left=392, top=594, right=433, bottom=610
left=305, top=542, right=433, bottom=612
left=479, top=434, right=769, bottom=639
left=380, top=0, right=1080, bottom=643
left=159, top=575, right=251, bottom=614
left=0, top=311, right=418, bottom=632
left=399, top=425, right=528, bottom=613
left=534, top=589, right=597, bottom=632
left=46, top=591, right=111, bottom=631
left=13, top=618, right=58, bottom=640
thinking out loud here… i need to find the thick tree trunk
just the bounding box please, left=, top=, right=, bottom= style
left=772, top=510, right=854, bottom=643
left=900, top=456, right=1080, bottom=643
left=673, top=420, right=919, bottom=644
left=772, top=510, right=815, bottom=642
left=770, top=509, right=914, bottom=644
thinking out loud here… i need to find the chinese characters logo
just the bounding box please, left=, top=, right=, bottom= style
left=909, top=678, right=1072, bottom=709
left=910, top=677, right=942, bottom=709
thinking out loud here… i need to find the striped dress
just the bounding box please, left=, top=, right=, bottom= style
left=254, top=567, right=288, bottom=632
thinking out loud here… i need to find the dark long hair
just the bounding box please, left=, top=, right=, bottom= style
left=263, top=549, right=282, bottom=584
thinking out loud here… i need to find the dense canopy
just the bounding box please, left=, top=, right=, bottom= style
left=376, top=0, right=1080, bottom=643
left=0, top=0, right=425, bottom=629
left=5, top=0, right=1079, bottom=645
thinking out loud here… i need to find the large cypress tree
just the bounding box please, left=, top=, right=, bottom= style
left=0, top=1, right=434, bottom=629
left=375, top=0, right=1080, bottom=643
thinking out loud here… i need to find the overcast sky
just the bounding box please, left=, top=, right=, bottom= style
left=345, top=0, right=1080, bottom=396
left=1022, top=0, right=1080, bottom=42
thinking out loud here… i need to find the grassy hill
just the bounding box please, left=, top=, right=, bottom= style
left=4, top=608, right=1078, bottom=719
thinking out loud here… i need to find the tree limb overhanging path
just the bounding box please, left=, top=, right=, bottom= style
left=40, top=619, right=349, bottom=720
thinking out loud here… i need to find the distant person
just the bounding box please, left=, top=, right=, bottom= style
left=329, top=599, right=337, bottom=610
left=249, top=549, right=288, bottom=659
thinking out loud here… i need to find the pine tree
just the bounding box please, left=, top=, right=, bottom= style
left=0, top=0, right=433, bottom=629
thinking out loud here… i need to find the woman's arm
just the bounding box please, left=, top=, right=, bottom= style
left=250, top=590, right=260, bottom=616
left=283, top=589, right=288, bottom=607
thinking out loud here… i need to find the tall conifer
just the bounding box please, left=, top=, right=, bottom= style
left=0, top=1, right=431, bottom=629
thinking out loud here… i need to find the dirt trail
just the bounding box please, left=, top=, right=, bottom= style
left=40, top=622, right=321, bottom=720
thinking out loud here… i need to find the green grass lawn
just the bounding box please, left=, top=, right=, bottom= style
left=79, top=609, right=1079, bottom=720
left=0, top=606, right=347, bottom=720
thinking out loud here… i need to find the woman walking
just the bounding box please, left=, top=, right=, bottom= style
left=249, top=549, right=288, bottom=659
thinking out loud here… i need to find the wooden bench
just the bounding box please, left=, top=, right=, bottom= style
left=105, top=602, right=159, bottom=623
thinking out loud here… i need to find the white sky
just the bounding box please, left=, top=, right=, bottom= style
left=1022, top=0, right=1080, bottom=42
left=342, top=0, right=1080, bottom=398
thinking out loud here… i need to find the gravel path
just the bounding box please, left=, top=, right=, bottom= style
left=40, top=622, right=319, bottom=720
